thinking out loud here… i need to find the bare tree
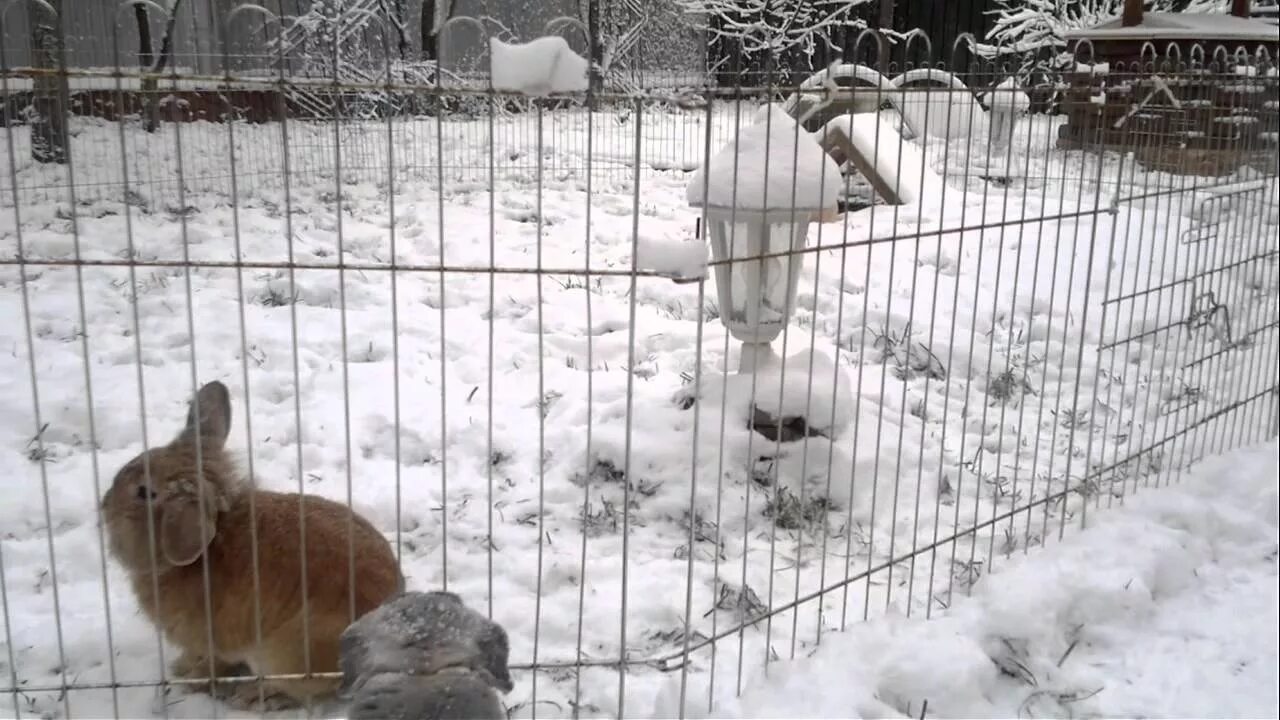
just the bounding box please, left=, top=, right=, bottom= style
left=27, top=0, right=67, bottom=164
left=151, top=0, right=182, bottom=73
left=981, top=0, right=1227, bottom=88
left=134, top=4, right=154, bottom=68
left=674, top=0, right=876, bottom=85
left=381, top=0, right=409, bottom=60
left=420, top=0, right=456, bottom=62
left=139, top=0, right=183, bottom=133
left=674, top=0, right=873, bottom=59
left=584, top=0, right=602, bottom=93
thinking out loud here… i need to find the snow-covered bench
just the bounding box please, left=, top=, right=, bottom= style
left=784, top=63, right=1031, bottom=203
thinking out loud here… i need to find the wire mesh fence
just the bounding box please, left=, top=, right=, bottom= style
left=1, top=1, right=1278, bottom=718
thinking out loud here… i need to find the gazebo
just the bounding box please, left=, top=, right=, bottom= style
left=1058, top=0, right=1280, bottom=175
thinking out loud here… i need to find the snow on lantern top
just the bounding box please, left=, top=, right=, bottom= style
left=687, top=105, right=842, bottom=214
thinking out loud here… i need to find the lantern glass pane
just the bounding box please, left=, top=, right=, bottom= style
left=703, top=212, right=813, bottom=344
left=706, top=219, right=798, bottom=342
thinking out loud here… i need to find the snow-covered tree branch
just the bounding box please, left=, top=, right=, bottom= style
left=979, top=0, right=1229, bottom=87
left=674, top=0, right=876, bottom=59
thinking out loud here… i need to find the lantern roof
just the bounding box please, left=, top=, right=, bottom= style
left=687, top=105, right=841, bottom=214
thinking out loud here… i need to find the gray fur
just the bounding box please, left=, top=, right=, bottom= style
left=346, top=671, right=505, bottom=720
left=340, top=591, right=514, bottom=720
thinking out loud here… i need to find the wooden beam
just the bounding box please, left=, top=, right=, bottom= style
left=1230, top=0, right=1251, bottom=18
left=817, top=125, right=904, bottom=206
left=1122, top=0, right=1144, bottom=27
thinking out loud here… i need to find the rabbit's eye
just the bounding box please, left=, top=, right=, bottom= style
left=136, top=485, right=157, bottom=502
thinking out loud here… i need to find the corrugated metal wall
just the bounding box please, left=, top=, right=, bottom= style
left=0, top=0, right=706, bottom=82
left=0, top=0, right=283, bottom=73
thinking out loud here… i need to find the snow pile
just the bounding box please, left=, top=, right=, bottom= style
left=984, top=76, right=1031, bottom=115
left=686, top=105, right=842, bottom=212
left=748, top=349, right=854, bottom=436
left=655, top=441, right=1280, bottom=718
left=489, top=36, right=589, bottom=96
left=890, top=69, right=985, bottom=141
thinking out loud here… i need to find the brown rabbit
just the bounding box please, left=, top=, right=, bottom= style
left=102, top=380, right=401, bottom=710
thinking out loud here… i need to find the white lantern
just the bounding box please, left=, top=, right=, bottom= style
left=983, top=77, right=1030, bottom=170
left=698, top=207, right=819, bottom=372
left=687, top=105, right=842, bottom=373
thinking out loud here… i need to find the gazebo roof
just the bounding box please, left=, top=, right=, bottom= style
left=1064, top=11, right=1280, bottom=41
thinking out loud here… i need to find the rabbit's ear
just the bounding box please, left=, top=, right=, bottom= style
left=175, top=381, right=231, bottom=449
left=159, top=489, right=218, bottom=566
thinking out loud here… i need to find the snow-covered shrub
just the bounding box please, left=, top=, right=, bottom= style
left=674, top=0, right=878, bottom=84
left=674, top=0, right=875, bottom=57
left=268, top=0, right=469, bottom=119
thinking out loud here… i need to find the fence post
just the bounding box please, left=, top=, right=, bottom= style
left=878, top=0, right=894, bottom=67
left=587, top=0, right=602, bottom=96
left=27, top=0, right=67, bottom=164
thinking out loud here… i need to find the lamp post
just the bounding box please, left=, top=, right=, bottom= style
left=684, top=106, right=846, bottom=442
left=983, top=77, right=1030, bottom=182
left=696, top=206, right=822, bottom=373
left=687, top=106, right=840, bottom=374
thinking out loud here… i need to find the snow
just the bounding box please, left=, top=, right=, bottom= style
left=671, top=0, right=870, bottom=58
left=488, top=37, right=590, bottom=96
left=687, top=105, right=842, bottom=212
left=635, top=237, right=708, bottom=281
left=675, top=441, right=1280, bottom=718
left=984, top=77, right=1031, bottom=115
left=1064, top=11, right=1280, bottom=40
left=1075, top=62, right=1110, bottom=75
left=822, top=113, right=947, bottom=205
left=751, top=350, right=852, bottom=434
left=890, top=69, right=985, bottom=141
left=783, top=63, right=895, bottom=125
left=0, top=103, right=1277, bottom=720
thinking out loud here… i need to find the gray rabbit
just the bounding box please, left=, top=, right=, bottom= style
left=346, top=671, right=505, bottom=720
left=340, top=591, right=513, bottom=720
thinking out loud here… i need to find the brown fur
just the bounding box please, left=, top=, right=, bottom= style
left=102, top=381, right=400, bottom=710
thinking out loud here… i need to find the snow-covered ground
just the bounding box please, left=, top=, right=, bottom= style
left=675, top=440, right=1280, bottom=718
left=0, top=102, right=1276, bottom=719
